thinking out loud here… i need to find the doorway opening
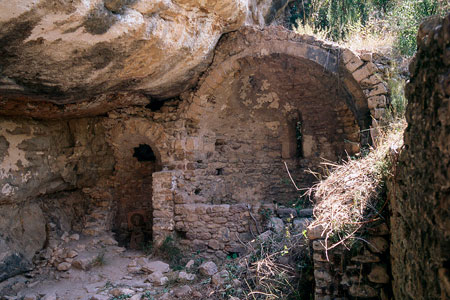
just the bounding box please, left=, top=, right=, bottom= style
left=113, top=142, right=161, bottom=249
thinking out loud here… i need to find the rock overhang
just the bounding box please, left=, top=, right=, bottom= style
left=0, top=0, right=248, bottom=105
left=0, top=1, right=379, bottom=124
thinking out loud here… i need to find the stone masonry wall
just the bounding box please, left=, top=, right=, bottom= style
left=309, top=220, right=391, bottom=300
left=389, top=14, right=450, bottom=300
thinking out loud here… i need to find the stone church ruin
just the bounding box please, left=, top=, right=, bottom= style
left=0, top=22, right=386, bottom=280
left=2, top=1, right=447, bottom=300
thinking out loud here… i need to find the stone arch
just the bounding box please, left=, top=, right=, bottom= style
left=108, top=118, right=170, bottom=248
left=182, top=27, right=372, bottom=206
left=187, top=27, right=372, bottom=133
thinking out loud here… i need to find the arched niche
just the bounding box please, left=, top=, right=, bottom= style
left=108, top=119, right=168, bottom=249
left=186, top=51, right=364, bottom=206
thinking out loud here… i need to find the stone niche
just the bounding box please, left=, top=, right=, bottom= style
left=108, top=122, right=162, bottom=248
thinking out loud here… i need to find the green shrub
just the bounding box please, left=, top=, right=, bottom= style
left=290, top=0, right=448, bottom=55
left=389, top=0, right=446, bottom=56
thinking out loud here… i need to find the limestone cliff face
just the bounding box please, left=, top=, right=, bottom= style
left=389, top=14, right=450, bottom=300
left=0, top=0, right=249, bottom=102
left=0, top=117, right=114, bottom=281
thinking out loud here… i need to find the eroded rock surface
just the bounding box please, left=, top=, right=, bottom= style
left=0, top=0, right=248, bottom=102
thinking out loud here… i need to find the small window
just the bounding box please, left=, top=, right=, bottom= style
left=296, top=120, right=303, bottom=158
left=133, top=144, right=156, bottom=162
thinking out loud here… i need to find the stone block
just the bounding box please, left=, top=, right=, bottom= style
left=371, top=108, right=386, bottom=119
left=369, top=83, right=388, bottom=97
left=173, top=285, right=192, bottom=298
left=178, top=271, right=196, bottom=281
left=277, top=207, right=298, bottom=218
left=293, top=218, right=312, bottom=233
left=298, top=208, right=313, bottom=217
left=349, top=285, right=378, bottom=298
left=142, top=260, right=170, bottom=273
left=352, top=62, right=378, bottom=82
left=147, top=271, right=168, bottom=286
left=314, top=270, right=332, bottom=281
left=367, top=236, right=388, bottom=253
left=312, top=240, right=326, bottom=251
left=208, top=239, right=221, bottom=250
left=368, top=265, right=389, bottom=283
left=360, top=52, right=373, bottom=62
left=368, top=95, right=387, bottom=109
left=361, top=74, right=382, bottom=87
left=307, top=225, right=326, bottom=240
left=268, top=217, right=284, bottom=233
left=345, top=55, right=364, bottom=73
left=342, top=48, right=359, bottom=64
left=313, top=252, right=329, bottom=262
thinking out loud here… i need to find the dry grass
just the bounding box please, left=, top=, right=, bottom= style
left=340, top=19, right=395, bottom=55
left=307, top=119, right=406, bottom=252
left=226, top=226, right=312, bottom=299
left=294, top=18, right=395, bottom=56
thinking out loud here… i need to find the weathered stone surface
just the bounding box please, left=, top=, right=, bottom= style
left=211, top=270, right=229, bottom=286
left=352, top=62, right=377, bottom=82
left=0, top=250, right=33, bottom=282
left=389, top=13, right=450, bottom=300
left=297, top=208, right=313, bottom=217
left=367, top=95, right=387, bottom=109
left=368, top=83, right=388, bottom=97
left=0, top=202, right=45, bottom=280
left=368, top=265, right=389, bottom=284
left=56, top=262, right=72, bottom=271
left=367, top=236, right=388, bottom=254
left=293, top=218, right=311, bottom=233
left=198, top=261, right=218, bottom=276
left=178, top=271, right=195, bottom=281
left=0, top=21, right=383, bottom=284
left=141, top=260, right=170, bottom=274
left=0, top=0, right=249, bottom=102
left=268, top=217, right=284, bottom=233
left=0, top=117, right=113, bottom=281
left=147, top=271, right=168, bottom=286
left=349, top=285, right=378, bottom=298
left=173, top=285, right=192, bottom=298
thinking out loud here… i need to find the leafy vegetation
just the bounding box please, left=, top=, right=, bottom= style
left=290, top=0, right=449, bottom=56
